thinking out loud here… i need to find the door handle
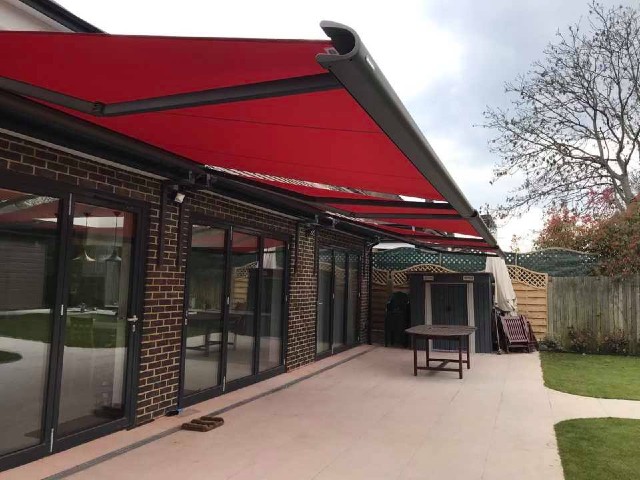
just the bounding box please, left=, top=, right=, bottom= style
left=127, top=315, right=138, bottom=323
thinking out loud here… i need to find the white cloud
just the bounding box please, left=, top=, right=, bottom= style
left=495, top=208, right=544, bottom=251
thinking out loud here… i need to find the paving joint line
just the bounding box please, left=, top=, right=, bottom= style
left=42, top=346, right=376, bottom=480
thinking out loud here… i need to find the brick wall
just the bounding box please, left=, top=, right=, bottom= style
left=0, top=130, right=371, bottom=426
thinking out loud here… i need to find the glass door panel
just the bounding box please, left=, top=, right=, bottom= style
left=346, top=255, right=359, bottom=345
left=57, top=203, right=135, bottom=437
left=316, top=249, right=332, bottom=353
left=332, top=252, right=346, bottom=348
left=259, top=239, right=285, bottom=372
left=183, top=226, right=226, bottom=396
left=227, top=231, right=258, bottom=382
left=0, top=188, right=59, bottom=455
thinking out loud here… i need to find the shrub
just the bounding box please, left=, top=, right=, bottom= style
left=600, top=330, right=629, bottom=355
left=567, top=326, right=596, bottom=353
left=540, top=335, right=562, bottom=351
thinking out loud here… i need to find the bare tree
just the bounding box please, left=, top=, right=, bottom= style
left=484, top=2, right=640, bottom=217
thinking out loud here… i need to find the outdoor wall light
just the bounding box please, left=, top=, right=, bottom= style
left=173, top=191, right=186, bottom=204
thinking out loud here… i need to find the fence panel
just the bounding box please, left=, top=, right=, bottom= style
left=507, top=265, right=548, bottom=339
left=548, top=275, right=640, bottom=354
left=370, top=269, right=391, bottom=344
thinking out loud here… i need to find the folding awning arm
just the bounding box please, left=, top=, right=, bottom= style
left=316, top=21, right=502, bottom=254
left=0, top=73, right=340, bottom=117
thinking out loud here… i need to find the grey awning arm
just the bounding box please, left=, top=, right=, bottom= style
left=0, top=73, right=340, bottom=117
left=316, top=21, right=502, bottom=255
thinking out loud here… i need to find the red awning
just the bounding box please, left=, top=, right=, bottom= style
left=0, top=23, right=500, bottom=254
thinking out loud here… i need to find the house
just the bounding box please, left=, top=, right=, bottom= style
left=0, top=1, right=500, bottom=470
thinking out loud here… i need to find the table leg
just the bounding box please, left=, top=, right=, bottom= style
left=413, top=335, right=417, bottom=376
left=467, top=335, right=471, bottom=369
left=425, top=336, right=430, bottom=367
left=458, top=335, right=463, bottom=379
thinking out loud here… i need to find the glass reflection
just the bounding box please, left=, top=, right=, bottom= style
left=259, top=239, right=285, bottom=372
left=57, top=204, right=134, bottom=437
left=183, top=226, right=226, bottom=395
left=227, top=231, right=258, bottom=382
left=317, top=249, right=332, bottom=353
left=347, top=255, right=360, bottom=345
left=332, top=251, right=346, bottom=348
left=0, top=188, right=58, bottom=455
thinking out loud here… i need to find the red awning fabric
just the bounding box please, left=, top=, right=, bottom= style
left=0, top=27, right=499, bottom=254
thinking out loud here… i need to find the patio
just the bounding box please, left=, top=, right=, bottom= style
left=2, top=346, right=563, bottom=480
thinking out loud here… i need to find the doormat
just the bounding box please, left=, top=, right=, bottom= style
left=181, top=416, right=224, bottom=432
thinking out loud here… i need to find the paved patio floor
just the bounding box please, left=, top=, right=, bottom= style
left=3, top=346, right=564, bottom=480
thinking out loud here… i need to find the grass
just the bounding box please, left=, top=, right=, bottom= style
left=0, top=312, right=213, bottom=349
left=0, top=350, right=22, bottom=364
left=556, top=418, right=640, bottom=480
left=540, top=351, right=640, bottom=400
left=0, top=313, right=119, bottom=348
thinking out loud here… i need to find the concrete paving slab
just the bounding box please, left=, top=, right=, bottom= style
left=1, top=347, right=566, bottom=480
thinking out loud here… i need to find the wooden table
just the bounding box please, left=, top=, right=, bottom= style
left=405, top=325, right=477, bottom=379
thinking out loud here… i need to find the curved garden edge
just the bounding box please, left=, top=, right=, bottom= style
left=539, top=351, right=640, bottom=401
left=538, top=351, right=640, bottom=479
left=554, top=418, right=640, bottom=480
left=537, top=352, right=640, bottom=423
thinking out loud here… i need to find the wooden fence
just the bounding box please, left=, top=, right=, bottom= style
left=370, top=263, right=549, bottom=344
left=548, top=275, right=640, bottom=353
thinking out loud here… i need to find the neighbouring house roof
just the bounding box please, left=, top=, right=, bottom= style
left=0, top=22, right=501, bottom=255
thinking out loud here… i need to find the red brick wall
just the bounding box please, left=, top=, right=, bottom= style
left=0, top=130, right=371, bottom=425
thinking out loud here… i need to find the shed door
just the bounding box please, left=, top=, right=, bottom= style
left=430, top=284, right=467, bottom=350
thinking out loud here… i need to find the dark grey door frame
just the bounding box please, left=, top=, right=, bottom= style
left=178, top=216, right=290, bottom=409
left=0, top=170, right=147, bottom=472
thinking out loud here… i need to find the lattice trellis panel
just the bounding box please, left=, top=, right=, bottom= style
left=374, top=246, right=598, bottom=277
left=319, top=261, right=332, bottom=272
left=372, top=268, right=390, bottom=285
left=507, top=265, right=548, bottom=289
left=393, top=263, right=454, bottom=287
left=509, top=248, right=598, bottom=276
left=234, top=261, right=258, bottom=278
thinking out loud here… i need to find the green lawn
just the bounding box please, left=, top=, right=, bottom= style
left=0, top=313, right=120, bottom=348
left=556, top=418, right=640, bottom=480
left=540, top=351, right=640, bottom=400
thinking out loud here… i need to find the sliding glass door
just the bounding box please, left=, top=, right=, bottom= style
left=0, top=185, right=143, bottom=470
left=259, top=239, right=285, bottom=372
left=316, top=249, right=361, bottom=356
left=346, top=255, right=360, bottom=346
left=57, top=203, right=137, bottom=437
left=316, top=249, right=332, bottom=354
left=227, top=231, right=259, bottom=382
left=181, top=222, right=288, bottom=405
left=0, top=188, right=59, bottom=458
left=332, top=252, right=346, bottom=349
left=182, top=226, right=226, bottom=396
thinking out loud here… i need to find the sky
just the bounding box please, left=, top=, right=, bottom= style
left=58, top=0, right=636, bottom=251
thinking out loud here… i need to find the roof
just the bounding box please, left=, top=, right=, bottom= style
left=0, top=22, right=501, bottom=255
left=17, top=0, right=102, bottom=32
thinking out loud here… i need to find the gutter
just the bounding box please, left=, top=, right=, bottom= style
left=316, top=21, right=502, bottom=255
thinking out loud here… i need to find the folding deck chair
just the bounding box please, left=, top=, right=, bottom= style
left=499, top=314, right=537, bottom=353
